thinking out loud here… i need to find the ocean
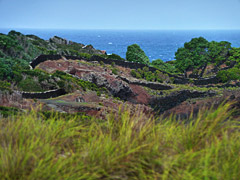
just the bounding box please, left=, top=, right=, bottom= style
left=1, top=28, right=240, bottom=62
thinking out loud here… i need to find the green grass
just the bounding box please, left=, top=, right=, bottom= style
left=0, top=104, right=239, bottom=179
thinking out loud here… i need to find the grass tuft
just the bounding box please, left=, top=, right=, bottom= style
left=0, top=104, right=239, bottom=179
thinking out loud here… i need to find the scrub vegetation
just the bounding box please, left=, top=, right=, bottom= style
left=0, top=104, right=239, bottom=179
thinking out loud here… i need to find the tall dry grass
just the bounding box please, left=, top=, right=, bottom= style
left=0, top=104, right=239, bottom=179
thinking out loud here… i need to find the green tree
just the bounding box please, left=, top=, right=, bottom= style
left=175, top=37, right=209, bottom=76
left=175, top=37, right=233, bottom=77
left=229, top=47, right=240, bottom=62
left=126, top=44, right=150, bottom=64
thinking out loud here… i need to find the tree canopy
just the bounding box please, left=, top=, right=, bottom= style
left=208, top=41, right=231, bottom=64
left=175, top=37, right=209, bottom=72
left=126, top=44, right=150, bottom=64
left=175, top=37, right=233, bottom=74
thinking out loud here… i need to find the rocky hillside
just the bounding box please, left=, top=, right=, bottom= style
left=1, top=31, right=240, bottom=119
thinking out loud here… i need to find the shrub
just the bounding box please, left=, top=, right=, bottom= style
left=130, top=70, right=137, bottom=77
left=151, top=59, right=178, bottom=73
left=126, top=44, right=150, bottom=64
left=217, top=68, right=240, bottom=83
left=78, top=52, right=92, bottom=59
left=107, top=53, right=124, bottom=60
left=18, top=78, right=43, bottom=92
left=97, top=91, right=101, bottom=96
left=0, top=106, right=19, bottom=117
left=135, top=72, right=142, bottom=79
left=0, top=81, right=11, bottom=91
left=53, top=70, right=99, bottom=92
left=112, top=68, right=118, bottom=75
left=170, top=77, right=175, bottom=83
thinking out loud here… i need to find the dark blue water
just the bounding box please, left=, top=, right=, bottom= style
left=1, top=28, right=240, bottom=62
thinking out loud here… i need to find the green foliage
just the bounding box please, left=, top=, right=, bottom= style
left=94, top=54, right=108, bottom=59
left=111, top=62, right=115, bottom=67
left=111, top=68, right=118, bottom=75
left=151, top=59, right=178, bottom=73
left=229, top=47, right=240, bottom=62
left=107, top=53, right=125, bottom=60
left=39, top=110, right=91, bottom=122
left=77, top=52, right=92, bottom=59
left=21, top=69, right=50, bottom=82
left=217, top=67, right=240, bottom=83
left=0, top=81, right=11, bottom=92
left=0, top=104, right=239, bottom=179
left=18, top=78, right=43, bottom=92
left=208, top=41, right=231, bottom=64
left=126, top=44, right=150, bottom=64
left=130, top=69, right=137, bottom=77
left=130, top=67, right=169, bottom=83
left=97, top=91, right=101, bottom=96
left=0, top=57, right=29, bottom=81
left=0, top=106, right=19, bottom=118
left=0, top=30, right=104, bottom=64
left=175, top=37, right=210, bottom=72
left=53, top=70, right=99, bottom=92
left=175, top=37, right=233, bottom=73
left=0, top=33, right=22, bottom=53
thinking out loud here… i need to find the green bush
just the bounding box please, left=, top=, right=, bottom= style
left=151, top=59, right=178, bottom=73
left=107, top=53, right=124, bottom=61
left=0, top=106, right=19, bottom=117
left=78, top=52, right=92, bottom=59
left=18, top=78, right=43, bottom=92
left=112, top=68, right=118, bottom=75
left=111, top=62, right=115, bottom=67
left=130, top=70, right=137, bottom=77
left=126, top=44, right=149, bottom=64
left=53, top=70, right=99, bottom=92
left=0, top=81, right=11, bottom=91
left=131, top=68, right=170, bottom=83
left=217, top=68, right=240, bottom=83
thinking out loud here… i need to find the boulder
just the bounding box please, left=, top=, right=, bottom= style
left=81, top=72, right=133, bottom=100
left=50, top=36, right=68, bottom=45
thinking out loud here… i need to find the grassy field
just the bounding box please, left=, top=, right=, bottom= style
left=0, top=104, right=239, bottom=179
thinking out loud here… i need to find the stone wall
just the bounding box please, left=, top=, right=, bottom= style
left=150, top=90, right=216, bottom=113
left=193, top=76, right=219, bottom=85
left=22, top=89, right=66, bottom=99
left=30, top=55, right=62, bottom=69
left=119, top=76, right=173, bottom=90
left=205, top=82, right=240, bottom=89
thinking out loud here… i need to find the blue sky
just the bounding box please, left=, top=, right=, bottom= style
left=0, top=0, right=240, bottom=30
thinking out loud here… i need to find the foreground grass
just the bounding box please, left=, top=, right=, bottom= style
left=0, top=104, right=239, bottom=179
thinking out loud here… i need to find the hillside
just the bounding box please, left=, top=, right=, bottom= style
left=0, top=31, right=240, bottom=119
left=1, top=30, right=240, bottom=179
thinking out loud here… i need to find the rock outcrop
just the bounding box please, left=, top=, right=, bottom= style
left=81, top=72, right=133, bottom=100
left=50, top=36, right=70, bottom=45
